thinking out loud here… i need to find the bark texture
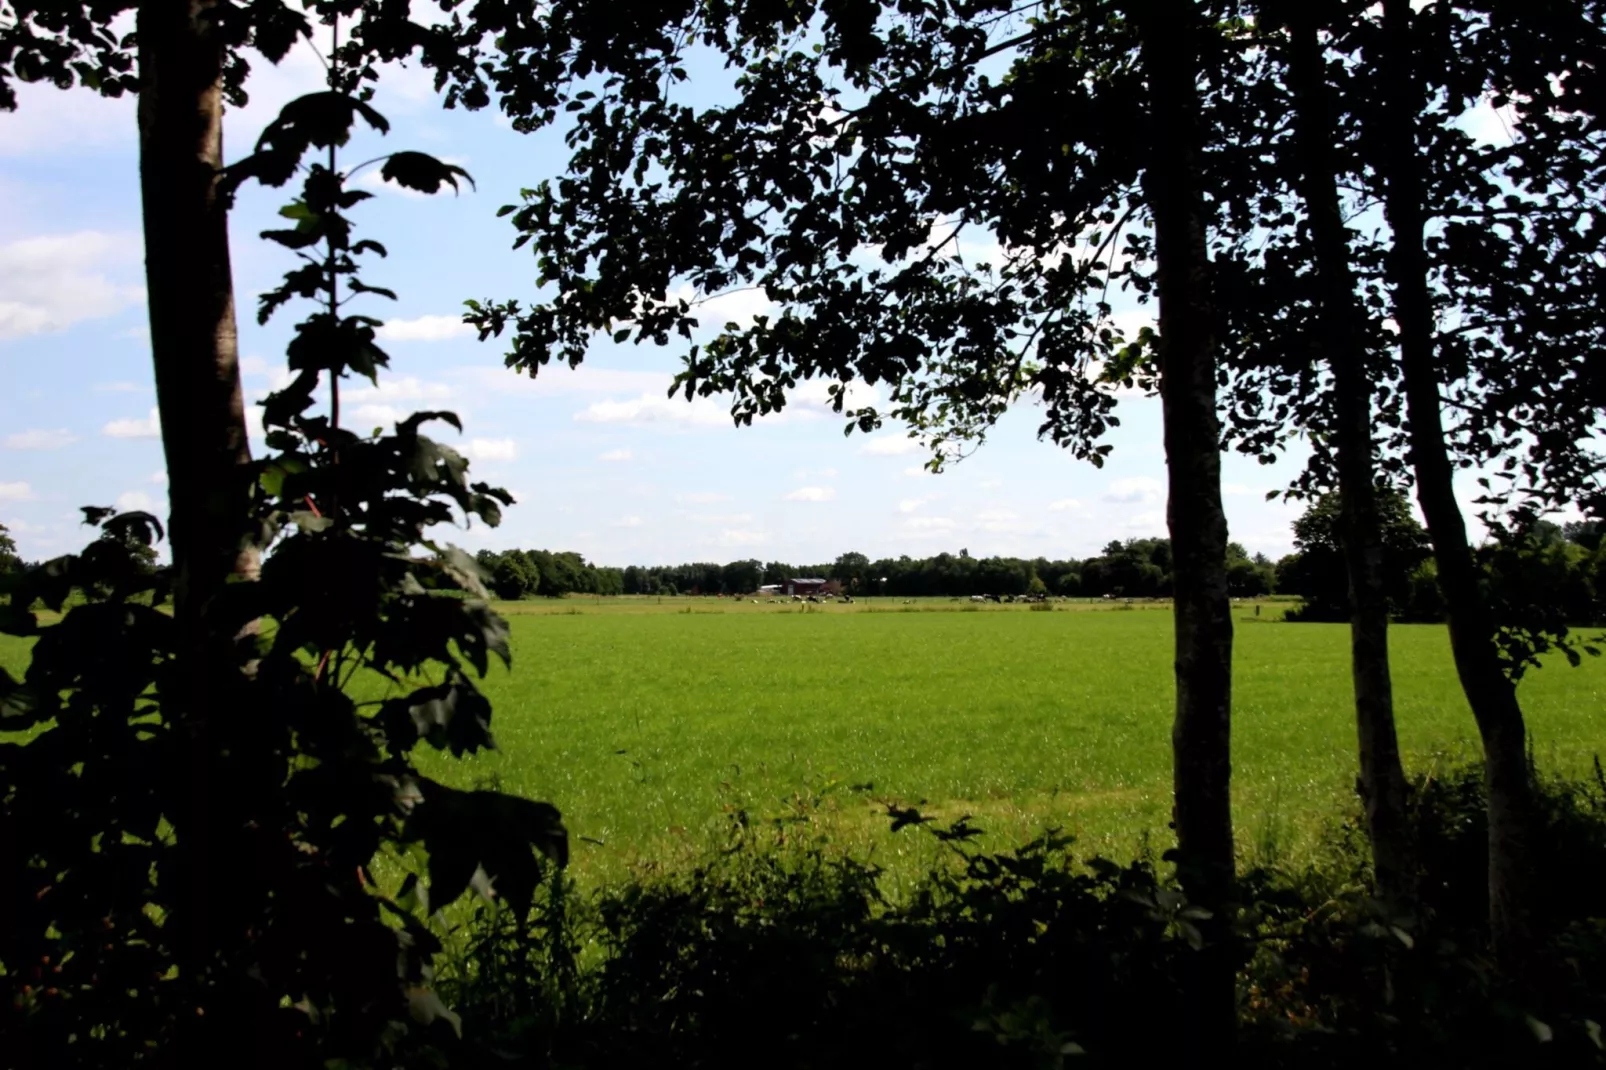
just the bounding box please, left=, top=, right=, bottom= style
left=1377, top=0, right=1534, bottom=964
left=1284, top=7, right=1418, bottom=908
left=1135, top=0, right=1237, bottom=1050
left=138, top=0, right=256, bottom=608
left=135, top=0, right=255, bottom=1000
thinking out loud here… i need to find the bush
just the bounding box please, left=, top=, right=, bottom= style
left=419, top=764, right=1606, bottom=1069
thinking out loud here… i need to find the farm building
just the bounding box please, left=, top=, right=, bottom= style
left=776, top=577, right=836, bottom=596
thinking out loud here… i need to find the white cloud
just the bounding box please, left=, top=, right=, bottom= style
left=860, top=433, right=921, bottom=456
left=905, top=516, right=955, bottom=532
left=978, top=479, right=1003, bottom=489
left=975, top=510, right=1026, bottom=532
left=1221, top=483, right=1262, bottom=497
left=784, top=486, right=836, bottom=502
left=613, top=515, right=645, bottom=528
left=677, top=491, right=731, bottom=504
left=691, top=512, right=754, bottom=524
left=334, top=375, right=460, bottom=431
left=376, top=314, right=475, bottom=341
left=794, top=467, right=838, bottom=480
left=0, top=231, right=145, bottom=339
left=103, top=408, right=161, bottom=439
left=150, top=471, right=168, bottom=485
left=351, top=404, right=405, bottom=428
left=116, top=490, right=156, bottom=513
left=455, top=364, right=668, bottom=398
left=460, top=437, right=517, bottom=462
left=1103, top=476, right=1164, bottom=504
left=1123, top=510, right=1169, bottom=536
left=662, top=283, right=778, bottom=333
left=0, top=481, right=35, bottom=501
left=93, top=382, right=144, bottom=393
left=598, top=448, right=633, bottom=462
left=903, top=465, right=934, bottom=478
left=788, top=378, right=884, bottom=419
left=898, top=498, right=928, bottom=514
left=1048, top=498, right=1082, bottom=512
left=574, top=392, right=728, bottom=428
left=239, top=355, right=270, bottom=376
left=4, top=428, right=77, bottom=450
left=1460, top=98, right=1518, bottom=147
left=0, top=82, right=135, bottom=157
left=718, top=528, right=769, bottom=547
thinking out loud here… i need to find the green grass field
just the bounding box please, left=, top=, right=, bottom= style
left=4, top=598, right=1602, bottom=883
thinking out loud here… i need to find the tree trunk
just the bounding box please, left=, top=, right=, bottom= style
left=1135, top=0, right=1236, bottom=1050
left=136, top=0, right=255, bottom=997
left=1376, top=0, right=1534, bottom=964
left=1284, top=8, right=1418, bottom=909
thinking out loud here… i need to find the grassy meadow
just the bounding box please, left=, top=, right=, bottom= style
left=4, top=597, right=1602, bottom=884
left=442, top=598, right=1604, bottom=881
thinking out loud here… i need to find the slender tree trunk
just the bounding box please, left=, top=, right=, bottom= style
left=1284, top=8, right=1418, bottom=908
left=1377, top=0, right=1534, bottom=964
left=136, top=0, right=255, bottom=999
left=1135, top=0, right=1236, bottom=1050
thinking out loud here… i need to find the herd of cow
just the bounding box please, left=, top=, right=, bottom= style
left=967, top=592, right=1054, bottom=604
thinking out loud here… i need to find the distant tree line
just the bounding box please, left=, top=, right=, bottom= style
left=472, top=500, right=1605, bottom=619
left=471, top=541, right=1278, bottom=600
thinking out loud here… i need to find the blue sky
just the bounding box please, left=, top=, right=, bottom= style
left=1, top=22, right=1518, bottom=568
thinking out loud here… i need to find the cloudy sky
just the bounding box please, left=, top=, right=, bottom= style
left=1, top=20, right=1519, bottom=568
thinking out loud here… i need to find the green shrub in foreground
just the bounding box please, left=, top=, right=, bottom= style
left=423, top=764, right=1606, bottom=1069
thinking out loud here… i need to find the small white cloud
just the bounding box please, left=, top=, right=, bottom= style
left=905, top=516, right=955, bottom=531
left=150, top=471, right=168, bottom=485
left=975, top=510, right=1027, bottom=532
left=598, top=448, right=633, bottom=462
left=794, top=467, right=838, bottom=480
left=787, top=378, right=884, bottom=418
left=1123, top=510, right=1168, bottom=535
left=978, top=479, right=1003, bottom=489
left=93, top=381, right=143, bottom=393
left=239, top=355, right=269, bottom=376
left=676, top=491, right=731, bottom=504
left=376, top=314, right=474, bottom=342
left=4, top=428, right=76, bottom=450
left=340, top=376, right=456, bottom=431
left=0, top=231, right=145, bottom=340
left=461, top=437, right=517, bottom=462
left=903, top=465, right=933, bottom=478
left=898, top=498, right=927, bottom=514
left=0, top=481, right=35, bottom=501
left=1049, top=498, right=1082, bottom=512
left=718, top=528, right=769, bottom=547
left=351, top=404, right=404, bottom=428
left=662, top=283, right=779, bottom=333
left=103, top=408, right=161, bottom=439
left=454, top=364, right=670, bottom=399
left=116, top=490, right=156, bottom=513
left=860, top=433, right=921, bottom=457
left=1221, top=483, right=1260, bottom=497
left=692, top=512, right=754, bottom=524
left=613, top=515, right=645, bottom=528
left=1103, top=476, right=1164, bottom=505
left=784, top=486, right=836, bottom=502
left=574, top=392, right=728, bottom=428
